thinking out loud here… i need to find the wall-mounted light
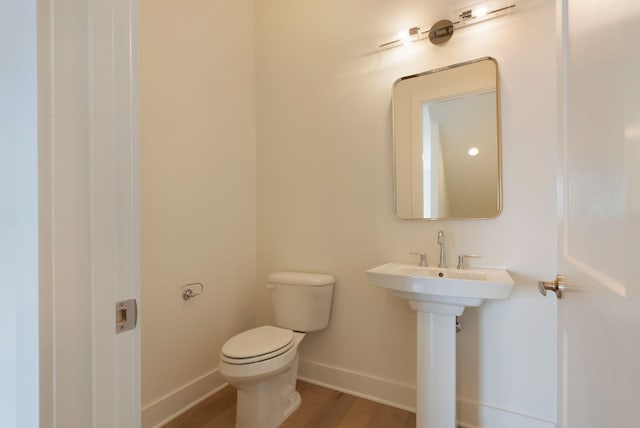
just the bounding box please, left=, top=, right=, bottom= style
left=379, top=26, right=429, bottom=49
left=379, top=1, right=516, bottom=50
left=468, top=147, right=480, bottom=156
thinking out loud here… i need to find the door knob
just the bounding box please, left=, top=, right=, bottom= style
left=538, top=275, right=566, bottom=299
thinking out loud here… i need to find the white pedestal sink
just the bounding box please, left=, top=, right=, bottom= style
left=366, top=262, right=514, bottom=428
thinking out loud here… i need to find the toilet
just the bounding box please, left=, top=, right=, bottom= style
left=219, top=271, right=335, bottom=428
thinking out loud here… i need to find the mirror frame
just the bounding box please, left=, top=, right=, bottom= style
left=392, top=57, right=502, bottom=220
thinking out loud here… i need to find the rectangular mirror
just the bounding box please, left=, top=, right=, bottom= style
left=393, top=57, right=502, bottom=220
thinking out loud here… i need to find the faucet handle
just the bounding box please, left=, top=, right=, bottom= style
left=410, top=252, right=428, bottom=267
left=457, top=254, right=480, bottom=270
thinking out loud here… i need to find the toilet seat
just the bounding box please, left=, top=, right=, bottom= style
left=222, top=326, right=294, bottom=365
left=219, top=331, right=305, bottom=383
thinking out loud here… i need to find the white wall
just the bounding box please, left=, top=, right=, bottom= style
left=1, top=1, right=39, bottom=426
left=256, top=0, right=557, bottom=426
left=139, top=0, right=256, bottom=423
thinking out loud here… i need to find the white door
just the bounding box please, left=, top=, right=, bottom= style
left=556, top=0, right=640, bottom=426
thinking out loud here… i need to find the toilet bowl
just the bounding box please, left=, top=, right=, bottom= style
left=219, top=272, right=335, bottom=428
left=220, top=326, right=305, bottom=428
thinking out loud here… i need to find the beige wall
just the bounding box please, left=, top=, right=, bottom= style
left=139, top=0, right=256, bottom=409
left=140, top=0, right=559, bottom=425
left=256, top=0, right=557, bottom=424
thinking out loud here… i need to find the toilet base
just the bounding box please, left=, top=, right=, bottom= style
left=233, top=355, right=301, bottom=428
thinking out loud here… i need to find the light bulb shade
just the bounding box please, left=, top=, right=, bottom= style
left=473, top=6, right=489, bottom=18
left=455, top=1, right=516, bottom=27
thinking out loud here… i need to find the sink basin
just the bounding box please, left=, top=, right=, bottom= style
left=366, top=262, right=514, bottom=312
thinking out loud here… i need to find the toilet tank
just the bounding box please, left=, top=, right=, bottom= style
left=267, top=272, right=335, bottom=332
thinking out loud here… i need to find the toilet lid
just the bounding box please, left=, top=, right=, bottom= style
left=222, top=326, right=294, bottom=360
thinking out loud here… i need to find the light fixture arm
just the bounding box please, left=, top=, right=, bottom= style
left=378, top=2, right=516, bottom=50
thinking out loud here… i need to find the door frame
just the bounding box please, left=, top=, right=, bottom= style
left=39, top=0, right=141, bottom=426
left=555, top=0, right=567, bottom=424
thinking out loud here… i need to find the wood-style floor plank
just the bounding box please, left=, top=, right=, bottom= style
left=334, top=397, right=381, bottom=428
left=301, top=391, right=357, bottom=427
left=368, top=404, right=412, bottom=428
left=280, top=382, right=343, bottom=427
left=162, top=381, right=416, bottom=428
left=163, top=385, right=236, bottom=428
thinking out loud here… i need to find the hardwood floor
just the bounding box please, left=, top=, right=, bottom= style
left=163, top=381, right=416, bottom=428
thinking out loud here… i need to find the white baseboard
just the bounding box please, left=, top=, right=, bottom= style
left=298, top=359, right=555, bottom=428
left=298, top=359, right=417, bottom=412
left=140, top=361, right=556, bottom=428
left=141, top=369, right=227, bottom=428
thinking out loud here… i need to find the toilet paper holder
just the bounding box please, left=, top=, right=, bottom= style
left=182, top=282, right=204, bottom=301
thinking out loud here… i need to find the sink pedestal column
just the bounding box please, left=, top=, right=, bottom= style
left=410, top=301, right=464, bottom=428
left=366, top=263, right=515, bottom=427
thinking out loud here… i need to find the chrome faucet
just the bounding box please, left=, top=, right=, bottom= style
left=437, top=230, right=446, bottom=268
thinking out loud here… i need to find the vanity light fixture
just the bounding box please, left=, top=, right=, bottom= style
left=379, top=26, right=426, bottom=49
left=378, top=1, right=516, bottom=50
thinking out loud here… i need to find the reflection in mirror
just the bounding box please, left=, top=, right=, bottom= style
left=393, top=57, right=501, bottom=219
